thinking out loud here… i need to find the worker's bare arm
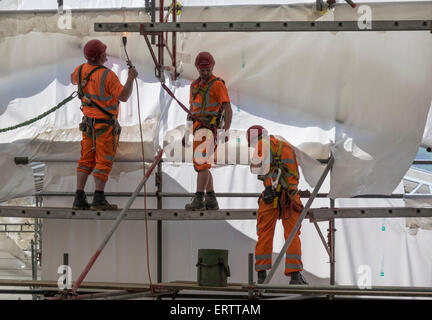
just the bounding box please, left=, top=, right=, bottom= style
left=118, top=67, right=138, bottom=102
left=70, top=73, right=77, bottom=85
left=222, top=102, right=232, bottom=131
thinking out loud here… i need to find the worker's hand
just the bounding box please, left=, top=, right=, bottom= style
left=128, top=66, right=138, bottom=80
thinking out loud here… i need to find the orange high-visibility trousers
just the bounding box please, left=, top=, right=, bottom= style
left=255, top=197, right=303, bottom=276
left=76, top=122, right=118, bottom=182
left=192, top=128, right=215, bottom=172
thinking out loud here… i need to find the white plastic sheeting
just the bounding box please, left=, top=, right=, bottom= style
left=336, top=195, right=432, bottom=287
left=2, top=0, right=432, bottom=10
left=41, top=162, right=334, bottom=283
left=1, top=2, right=432, bottom=287
left=1, top=3, right=432, bottom=201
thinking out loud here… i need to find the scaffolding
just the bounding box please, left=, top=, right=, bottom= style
left=2, top=156, right=432, bottom=299
left=1, top=1, right=432, bottom=299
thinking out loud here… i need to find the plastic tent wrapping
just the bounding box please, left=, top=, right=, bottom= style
left=1, top=1, right=432, bottom=286
left=2, top=2, right=432, bottom=200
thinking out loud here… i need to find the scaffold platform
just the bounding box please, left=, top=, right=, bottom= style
left=0, top=279, right=431, bottom=300
left=0, top=206, right=431, bottom=221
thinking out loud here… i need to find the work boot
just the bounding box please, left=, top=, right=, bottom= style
left=289, top=271, right=308, bottom=285
left=205, top=191, right=219, bottom=210
left=72, top=190, right=90, bottom=210
left=257, top=270, right=267, bottom=284
left=90, top=191, right=118, bottom=211
left=185, top=192, right=206, bottom=211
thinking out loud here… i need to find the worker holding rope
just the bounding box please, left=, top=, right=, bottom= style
left=247, top=125, right=308, bottom=285
left=183, top=52, right=232, bottom=211
left=71, top=39, right=138, bottom=211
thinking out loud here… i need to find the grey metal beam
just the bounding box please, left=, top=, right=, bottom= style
left=15, top=157, right=432, bottom=165
left=247, top=284, right=432, bottom=298
left=0, top=206, right=258, bottom=221
left=0, top=6, right=172, bottom=15
left=94, top=20, right=432, bottom=33
left=36, top=191, right=432, bottom=200
left=1, top=205, right=431, bottom=221
left=308, top=206, right=432, bottom=220
left=1, top=2, right=430, bottom=16
left=18, top=158, right=328, bottom=164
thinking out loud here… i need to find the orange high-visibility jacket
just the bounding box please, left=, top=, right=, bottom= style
left=189, top=75, right=230, bottom=132
left=72, top=63, right=124, bottom=120
left=255, top=135, right=300, bottom=191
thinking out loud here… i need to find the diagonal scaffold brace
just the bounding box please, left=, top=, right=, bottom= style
left=70, top=148, right=165, bottom=294
left=262, top=154, right=335, bottom=285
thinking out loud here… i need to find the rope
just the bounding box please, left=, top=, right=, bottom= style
left=136, top=76, right=155, bottom=299
left=122, top=37, right=156, bottom=298
left=0, top=92, right=77, bottom=133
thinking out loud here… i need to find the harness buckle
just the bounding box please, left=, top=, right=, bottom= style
left=271, top=168, right=282, bottom=190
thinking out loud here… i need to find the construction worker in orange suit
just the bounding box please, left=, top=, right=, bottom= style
left=247, top=125, right=308, bottom=285
left=70, top=39, right=138, bottom=210
left=183, top=52, right=233, bottom=211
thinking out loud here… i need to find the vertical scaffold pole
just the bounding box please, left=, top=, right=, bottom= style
left=329, top=210, right=336, bottom=285
left=151, top=0, right=156, bottom=44
left=171, top=0, right=177, bottom=80
left=157, top=0, right=164, bottom=79
left=156, top=161, right=163, bottom=283
left=263, top=155, right=334, bottom=284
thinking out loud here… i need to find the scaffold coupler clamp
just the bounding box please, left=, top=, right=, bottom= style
left=60, top=289, right=76, bottom=300
left=154, top=63, right=165, bottom=83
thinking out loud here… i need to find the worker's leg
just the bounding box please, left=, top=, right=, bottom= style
left=186, top=133, right=212, bottom=210
left=76, top=171, right=90, bottom=191
left=94, top=176, right=106, bottom=191
left=206, top=170, right=214, bottom=192
left=73, top=132, right=95, bottom=209
left=197, top=169, right=210, bottom=193
left=282, top=194, right=308, bottom=284
left=185, top=168, right=207, bottom=211
left=204, top=171, right=219, bottom=210
left=76, top=132, right=95, bottom=186
left=90, top=124, right=118, bottom=210
left=204, top=139, right=219, bottom=210
left=255, top=200, right=278, bottom=272
left=281, top=208, right=303, bottom=276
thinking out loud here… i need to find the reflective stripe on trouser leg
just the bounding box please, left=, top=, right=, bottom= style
left=192, top=132, right=214, bottom=172
left=282, top=207, right=303, bottom=275
left=77, top=132, right=95, bottom=174
left=255, top=199, right=278, bottom=272
left=93, top=123, right=116, bottom=182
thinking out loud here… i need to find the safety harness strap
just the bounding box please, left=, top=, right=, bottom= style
left=263, top=137, right=299, bottom=190
left=191, top=77, right=225, bottom=134
left=77, top=65, right=116, bottom=120
left=161, top=83, right=214, bottom=133
left=77, top=65, right=107, bottom=99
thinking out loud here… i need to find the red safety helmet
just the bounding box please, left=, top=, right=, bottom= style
left=84, top=39, right=107, bottom=62
left=246, top=125, right=266, bottom=147
left=195, top=52, right=215, bottom=70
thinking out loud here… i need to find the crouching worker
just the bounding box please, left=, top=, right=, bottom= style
left=71, top=39, right=138, bottom=210
left=246, top=125, right=308, bottom=285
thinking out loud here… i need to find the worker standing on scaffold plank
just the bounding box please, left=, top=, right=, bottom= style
left=247, top=125, right=308, bottom=285
left=183, top=52, right=233, bottom=211
left=70, top=39, right=138, bottom=211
